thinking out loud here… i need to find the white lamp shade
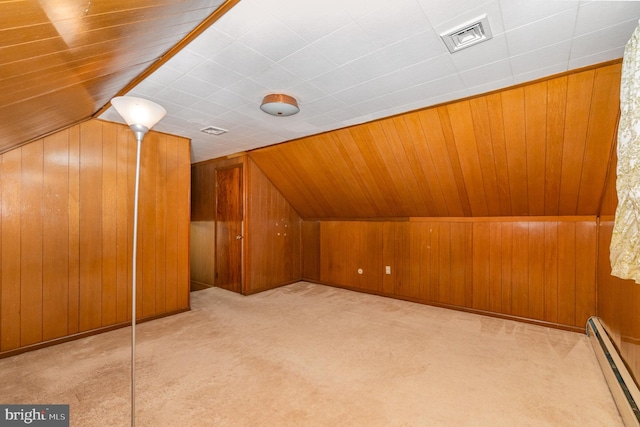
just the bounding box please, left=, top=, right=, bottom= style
left=111, top=96, right=167, bottom=130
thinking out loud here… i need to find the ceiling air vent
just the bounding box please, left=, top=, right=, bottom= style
left=440, top=14, right=493, bottom=53
left=200, top=126, right=228, bottom=136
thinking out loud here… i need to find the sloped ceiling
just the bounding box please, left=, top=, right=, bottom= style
left=249, top=62, right=621, bottom=219
left=0, top=0, right=236, bottom=154
left=99, top=0, right=640, bottom=163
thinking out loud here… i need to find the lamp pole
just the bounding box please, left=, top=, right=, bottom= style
left=110, top=97, right=166, bottom=427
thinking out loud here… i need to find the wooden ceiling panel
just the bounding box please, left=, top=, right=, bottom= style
left=0, top=0, right=238, bottom=153
left=249, top=62, right=622, bottom=219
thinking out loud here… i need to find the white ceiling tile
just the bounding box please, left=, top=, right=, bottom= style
left=206, top=89, right=252, bottom=110
left=417, top=74, right=466, bottom=100
left=155, top=88, right=201, bottom=108
left=499, top=0, right=579, bottom=32
left=459, top=58, right=512, bottom=87
left=450, top=34, right=510, bottom=72
left=163, top=49, right=209, bottom=74
left=513, top=63, right=568, bottom=86
left=312, top=23, right=378, bottom=66
left=145, top=66, right=183, bottom=87
left=417, top=0, right=494, bottom=28
left=272, top=0, right=354, bottom=43
left=248, top=64, right=303, bottom=91
left=568, top=46, right=626, bottom=70
left=286, top=81, right=329, bottom=103
left=172, top=75, right=220, bottom=98
left=510, top=40, right=571, bottom=76
left=340, top=0, right=388, bottom=20
left=308, top=68, right=361, bottom=94
left=333, top=84, right=378, bottom=106
left=185, top=28, right=235, bottom=57
left=239, top=17, right=309, bottom=62
left=341, top=51, right=399, bottom=83
left=192, top=99, right=233, bottom=117
left=505, top=8, right=578, bottom=56
left=227, top=78, right=270, bottom=102
left=212, top=42, right=274, bottom=76
left=356, top=0, right=430, bottom=48
left=570, top=18, right=636, bottom=60
left=190, top=60, right=245, bottom=87
left=381, top=30, right=447, bottom=68
left=430, top=1, right=505, bottom=35
left=277, top=45, right=337, bottom=81
left=575, top=1, right=640, bottom=37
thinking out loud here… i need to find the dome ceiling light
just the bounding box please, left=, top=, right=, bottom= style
left=260, top=94, right=299, bottom=116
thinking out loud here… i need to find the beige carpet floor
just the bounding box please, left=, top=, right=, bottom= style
left=0, top=282, right=623, bottom=426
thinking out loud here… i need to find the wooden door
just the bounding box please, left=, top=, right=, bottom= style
left=215, top=165, right=244, bottom=293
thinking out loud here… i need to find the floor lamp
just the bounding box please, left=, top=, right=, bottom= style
left=110, top=96, right=167, bottom=427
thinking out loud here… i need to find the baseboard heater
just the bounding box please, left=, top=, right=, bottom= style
left=587, top=317, right=640, bottom=426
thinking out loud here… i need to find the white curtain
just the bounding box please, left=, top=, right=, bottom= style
left=611, top=20, right=640, bottom=284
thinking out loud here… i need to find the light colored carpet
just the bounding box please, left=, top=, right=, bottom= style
left=0, top=282, right=622, bottom=426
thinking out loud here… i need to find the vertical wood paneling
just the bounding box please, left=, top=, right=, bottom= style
left=165, top=136, right=179, bottom=312
left=42, top=132, right=69, bottom=341
left=250, top=63, right=620, bottom=220
left=501, top=88, right=529, bottom=215
left=528, top=222, right=545, bottom=321
left=472, top=222, right=490, bottom=310
left=1, top=148, right=21, bottom=351
left=577, top=64, right=621, bottom=214
left=68, top=125, right=80, bottom=333
left=246, top=157, right=301, bottom=294
left=545, top=77, right=567, bottom=215
left=448, top=102, right=489, bottom=216
left=500, top=223, right=513, bottom=315
left=20, top=141, right=44, bottom=346
left=315, top=217, right=596, bottom=330
left=524, top=83, right=547, bottom=216
left=557, top=222, right=576, bottom=326
left=488, top=222, right=502, bottom=313
left=176, top=136, right=191, bottom=309
left=449, top=222, right=467, bottom=307
left=115, top=126, right=130, bottom=322
left=543, top=222, right=559, bottom=323
left=575, top=221, right=596, bottom=326
left=101, top=123, right=117, bottom=326
left=302, top=220, right=320, bottom=282
left=559, top=71, right=593, bottom=214
left=155, top=136, right=167, bottom=314
left=78, top=120, right=103, bottom=332
left=141, top=133, right=157, bottom=317
left=0, top=120, right=191, bottom=355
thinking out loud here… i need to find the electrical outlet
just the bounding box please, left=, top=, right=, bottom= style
left=385, top=265, right=391, bottom=275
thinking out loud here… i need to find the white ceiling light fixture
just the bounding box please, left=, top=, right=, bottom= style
left=260, top=94, right=300, bottom=116
left=440, top=14, right=493, bottom=53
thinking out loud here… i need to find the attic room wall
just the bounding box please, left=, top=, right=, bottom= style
left=597, top=148, right=640, bottom=384
left=0, top=119, right=191, bottom=356
left=302, top=217, right=596, bottom=331
left=190, top=155, right=301, bottom=294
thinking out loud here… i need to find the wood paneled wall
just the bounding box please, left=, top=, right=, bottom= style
left=304, top=217, right=597, bottom=330
left=598, top=221, right=640, bottom=384
left=250, top=62, right=621, bottom=219
left=190, top=155, right=301, bottom=294
left=0, top=119, right=191, bottom=355
left=246, top=157, right=301, bottom=293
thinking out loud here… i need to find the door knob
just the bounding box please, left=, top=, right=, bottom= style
left=236, top=235, right=243, bottom=240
